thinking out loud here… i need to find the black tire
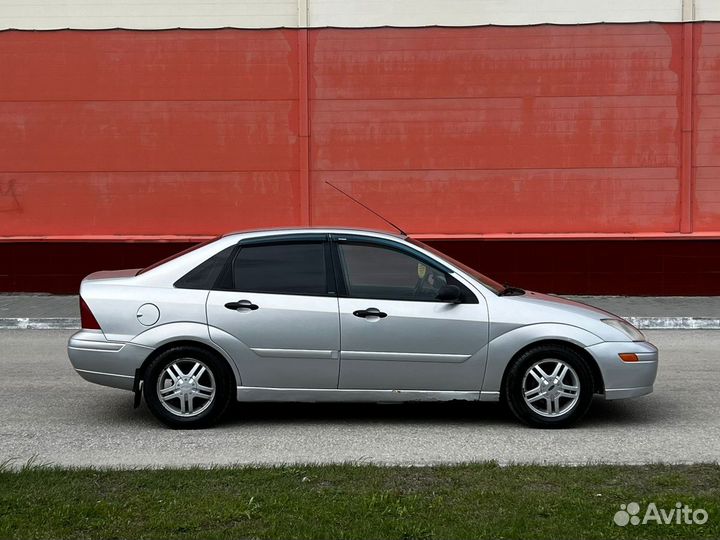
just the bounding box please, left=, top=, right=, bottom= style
left=143, top=345, right=234, bottom=429
left=504, top=344, right=594, bottom=428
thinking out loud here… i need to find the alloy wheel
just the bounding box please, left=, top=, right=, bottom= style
left=156, top=358, right=216, bottom=417
left=522, top=358, right=580, bottom=418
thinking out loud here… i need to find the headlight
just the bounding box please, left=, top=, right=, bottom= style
left=601, top=318, right=645, bottom=342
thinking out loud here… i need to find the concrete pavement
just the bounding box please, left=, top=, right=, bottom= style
left=0, top=329, right=717, bottom=468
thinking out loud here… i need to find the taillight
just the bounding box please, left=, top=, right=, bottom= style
left=79, top=297, right=102, bottom=330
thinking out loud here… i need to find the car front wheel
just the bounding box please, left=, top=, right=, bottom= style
left=504, top=345, right=594, bottom=428
left=143, top=346, right=233, bottom=429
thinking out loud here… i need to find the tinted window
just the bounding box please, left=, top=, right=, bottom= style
left=231, top=242, right=327, bottom=295
left=339, top=243, right=465, bottom=302
left=174, top=245, right=235, bottom=290
left=407, top=238, right=504, bottom=294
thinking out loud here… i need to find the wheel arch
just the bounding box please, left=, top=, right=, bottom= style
left=499, top=339, right=605, bottom=397
left=135, top=339, right=241, bottom=391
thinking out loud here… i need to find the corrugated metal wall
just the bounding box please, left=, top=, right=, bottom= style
left=695, top=23, right=720, bottom=230
left=0, top=23, right=718, bottom=240
left=311, top=25, right=685, bottom=236
left=0, top=30, right=303, bottom=237
left=1, top=0, right=719, bottom=293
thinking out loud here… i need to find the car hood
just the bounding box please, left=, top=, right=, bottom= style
left=488, top=290, right=624, bottom=341
left=519, top=292, right=617, bottom=319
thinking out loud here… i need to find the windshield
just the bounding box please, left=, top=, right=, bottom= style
left=407, top=238, right=505, bottom=295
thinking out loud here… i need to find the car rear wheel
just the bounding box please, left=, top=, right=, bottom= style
left=504, top=345, right=594, bottom=428
left=143, top=346, right=233, bottom=429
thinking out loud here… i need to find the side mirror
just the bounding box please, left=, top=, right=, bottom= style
left=436, top=284, right=462, bottom=304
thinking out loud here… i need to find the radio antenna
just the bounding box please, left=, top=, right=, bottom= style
left=325, top=181, right=407, bottom=236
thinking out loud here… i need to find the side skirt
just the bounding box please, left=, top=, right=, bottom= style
left=236, top=387, right=501, bottom=403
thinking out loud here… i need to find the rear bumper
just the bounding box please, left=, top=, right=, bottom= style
left=604, top=385, right=654, bottom=400
left=67, top=330, right=152, bottom=391
left=585, top=340, right=658, bottom=400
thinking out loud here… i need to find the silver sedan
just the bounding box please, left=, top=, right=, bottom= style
left=67, top=228, right=658, bottom=429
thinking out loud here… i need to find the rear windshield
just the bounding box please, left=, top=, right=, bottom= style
left=136, top=237, right=220, bottom=275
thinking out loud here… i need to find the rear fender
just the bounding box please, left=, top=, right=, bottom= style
left=80, top=283, right=208, bottom=342
left=131, top=322, right=242, bottom=386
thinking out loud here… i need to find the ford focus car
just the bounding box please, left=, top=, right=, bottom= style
left=67, top=228, right=658, bottom=429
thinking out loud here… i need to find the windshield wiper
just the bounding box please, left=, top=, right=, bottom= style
left=499, top=284, right=526, bottom=296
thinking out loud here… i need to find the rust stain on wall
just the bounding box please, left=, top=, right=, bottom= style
left=0, top=179, right=21, bottom=213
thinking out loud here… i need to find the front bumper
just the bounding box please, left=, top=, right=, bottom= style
left=585, top=340, right=658, bottom=400
left=67, top=330, right=152, bottom=391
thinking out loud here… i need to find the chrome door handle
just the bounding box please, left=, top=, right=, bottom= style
left=353, top=308, right=387, bottom=319
left=225, top=300, right=259, bottom=311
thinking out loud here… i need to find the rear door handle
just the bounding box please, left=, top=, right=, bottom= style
left=353, top=308, right=387, bottom=319
left=225, top=300, right=259, bottom=311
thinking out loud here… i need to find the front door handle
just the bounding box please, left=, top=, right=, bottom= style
left=353, top=308, right=387, bottom=319
left=225, top=300, right=259, bottom=311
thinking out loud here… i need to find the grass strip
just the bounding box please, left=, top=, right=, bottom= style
left=0, top=462, right=718, bottom=539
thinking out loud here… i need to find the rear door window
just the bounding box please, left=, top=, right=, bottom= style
left=229, top=242, right=329, bottom=296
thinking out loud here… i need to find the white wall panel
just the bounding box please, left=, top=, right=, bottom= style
left=309, top=0, right=683, bottom=27
left=0, top=0, right=299, bottom=30
left=696, top=0, right=720, bottom=21
left=0, top=0, right=718, bottom=30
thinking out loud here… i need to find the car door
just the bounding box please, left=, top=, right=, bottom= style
left=332, top=235, right=489, bottom=391
left=206, top=235, right=341, bottom=389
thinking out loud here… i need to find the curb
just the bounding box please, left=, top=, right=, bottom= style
left=1, top=317, right=719, bottom=330
left=624, top=317, right=720, bottom=330
left=0, top=318, right=81, bottom=330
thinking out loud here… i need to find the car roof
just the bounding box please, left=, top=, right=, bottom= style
left=221, top=227, right=407, bottom=241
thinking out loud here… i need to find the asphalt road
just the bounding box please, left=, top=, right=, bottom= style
left=1, top=330, right=718, bottom=468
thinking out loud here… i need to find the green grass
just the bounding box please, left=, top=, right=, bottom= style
left=0, top=462, right=718, bottom=539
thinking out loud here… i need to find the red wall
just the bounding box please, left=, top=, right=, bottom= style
left=0, top=24, right=718, bottom=293
left=0, top=30, right=303, bottom=235
left=1, top=24, right=719, bottom=237
left=312, top=25, right=683, bottom=235
left=695, top=24, right=720, bottom=230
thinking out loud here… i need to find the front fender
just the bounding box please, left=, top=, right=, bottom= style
left=481, top=323, right=604, bottom=394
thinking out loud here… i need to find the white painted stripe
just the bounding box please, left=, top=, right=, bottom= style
left=0, top=318, right=80, bottom=330
left=623, top=317, right=720, bottom=330
left=0, top=0, right=718, bottom=30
